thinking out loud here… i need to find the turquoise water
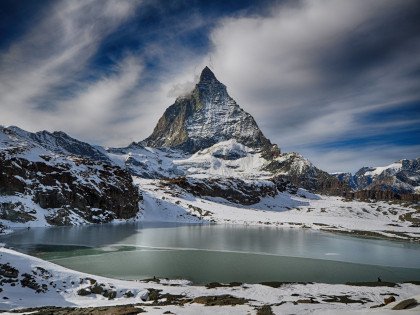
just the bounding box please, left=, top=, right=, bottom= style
left=2, top=222, right=420, bottom=284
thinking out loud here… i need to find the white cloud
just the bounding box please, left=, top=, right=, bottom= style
left=0, top=0, right=418, bottom=172
left=50, top=55, right=144, bottom=144
left=205, top=0, right=420, bottom=151
left=0, top=0, right=141, bottom=140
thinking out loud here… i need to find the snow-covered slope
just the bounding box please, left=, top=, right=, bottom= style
left=107, top=143, right=185, bottom=179
left=137, top=178, right=420, bottom=242
left=1, top=247, right=420, bottom=314
left=174, top=139, right=271, bottom=179
left=1, top=126, right=109, bottom=162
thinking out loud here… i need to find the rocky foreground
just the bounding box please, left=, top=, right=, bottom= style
left=0, top=247, right=420, bottom=314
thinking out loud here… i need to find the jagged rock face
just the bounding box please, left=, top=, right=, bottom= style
left=0, top=127, right=141, bottom=225
left=144, top=67, right=275, bottom=154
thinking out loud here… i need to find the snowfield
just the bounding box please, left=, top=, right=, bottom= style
left=1, top=247, right=420, bottom=314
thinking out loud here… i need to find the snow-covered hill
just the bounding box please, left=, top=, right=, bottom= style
left=0, top=126, right=141, bottom=232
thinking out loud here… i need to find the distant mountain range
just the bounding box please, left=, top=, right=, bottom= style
left=0, top=67, right=418, bottom=230
left=333, top=159, right=420, bottom=198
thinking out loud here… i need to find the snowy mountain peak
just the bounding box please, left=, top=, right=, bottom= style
left=199, top=66, right=218, bottom=84
left=143, top=67, right=275, bottom=154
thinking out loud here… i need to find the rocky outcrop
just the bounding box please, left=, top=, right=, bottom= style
left=0, top=126, right=141, bottom=226
left=342, top=189, right=420, bottom=202
left=143, top=67, right=277, bottom=155
left=0, top=154, right=141, bottom=224
left=161, top=177, right=278, bottom=205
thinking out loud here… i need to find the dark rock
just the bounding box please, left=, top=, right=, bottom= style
left=77, top=288, right=91, bottom=296
left=147, top=289, right=162, bottom=302
left=20, top=273, right=47, bottom=293
left=392, top=298, right=418, bottom=310
left=123, top=290, right=134, bottom=298
left=162, top=177, right=277, bottom=205
left=0, top=202, right=36, bottom=222
left=193, top=294, right=249, bottom=306
left=296, top=298, right=319, bottom=304
left=384, top=296, right=396, bottom=304
left=322, top=295, right=365, bottom=304
left=205, top=282, right=242, bottom=289
left=90, top=284, right=104, bottom=295
left=256, top=305, right=275, bottom=315
left=103, top=290, right=117, bottom=300
left=0, top=263, right=19, bottom=278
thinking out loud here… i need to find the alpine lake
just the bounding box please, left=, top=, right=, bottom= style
left=2, top=222, right=419, bottom=284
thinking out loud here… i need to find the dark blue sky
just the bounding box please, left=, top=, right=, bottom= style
left=0, top=0, right=419, bottom=172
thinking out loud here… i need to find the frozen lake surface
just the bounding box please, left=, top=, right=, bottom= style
left=2, top=222, right=420, bottom=284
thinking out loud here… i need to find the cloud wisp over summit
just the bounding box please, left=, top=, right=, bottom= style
left=0, top=0, right=419, bottom=172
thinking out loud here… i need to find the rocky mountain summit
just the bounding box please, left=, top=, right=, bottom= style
left=143, top=67, right=277, bottom=155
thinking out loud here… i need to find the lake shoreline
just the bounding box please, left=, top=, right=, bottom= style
left=1, top=247, right=420, bottom=314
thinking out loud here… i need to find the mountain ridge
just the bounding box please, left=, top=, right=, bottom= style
left=333, top=158, right=420, bottom=196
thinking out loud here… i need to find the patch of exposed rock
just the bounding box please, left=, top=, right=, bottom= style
left=0, top=154, right=141, bottom=225
left=161, top=177, right=278, bottom=205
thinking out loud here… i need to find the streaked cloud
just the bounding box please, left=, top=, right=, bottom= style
left=0, top=0, right=419, bottom=172
left=0, top=0, right=141, bottom=138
